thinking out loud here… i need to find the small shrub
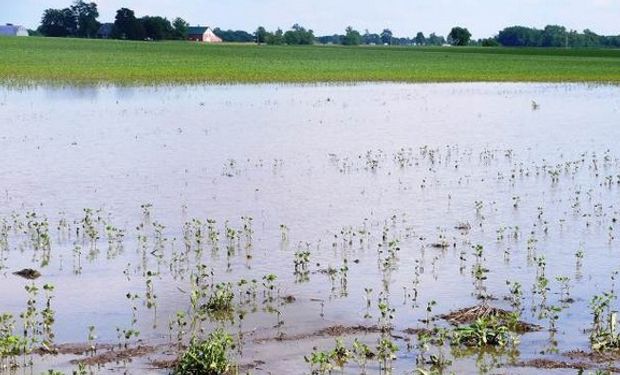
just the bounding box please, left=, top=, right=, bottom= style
left=206, top=283, right=234, bottom=312
left=451, top=317, right=510, bottom=347
left=174, top=329, right=234, bottom=375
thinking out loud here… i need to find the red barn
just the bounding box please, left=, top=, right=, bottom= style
left=187, top=26, right=222, bottom=43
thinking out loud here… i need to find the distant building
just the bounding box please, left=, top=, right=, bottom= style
left=0, top=24, right=28, bottom=37
left=187, top=26, right=222, bottom=43
left=97, top=23, right=114, bottom=39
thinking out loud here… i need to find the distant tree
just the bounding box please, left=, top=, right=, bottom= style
left=380, top=28, right=393, bottom=44
left=426, top=32, right=445, bottom=45
left=38, top=8, right=76, bottom=37
left=318, top=34, right=342, bottom=44
left=448, top=26, right=471, bottom=46
left=362, top=30, right=381, bottom=45
left=481, top=37, right=499, bottom=47
left=497, top=26, right=541, bottom=47
left=283, top=24, right=314, bottom=45
left=140, top=16, right=174, bottom=40
left=172, top=17, right=189, bottom=39
left=113, top=8, right=144, bottom=40
left=414, top=32, right=426, bottom=45
left=213, top=28, right=254, bottom=42
left=255, top=26, right=268, bottom=44
left=283, top=30, right=299, bottom=45
left=71, top=1, right=99, bottom=38
left=582, top=29, right=602, bottom=47
left=541, top=25, right=567, bottom=47
left=266, top=28, right=284, bottom=45
left=343, top=26, right=361, bottom=45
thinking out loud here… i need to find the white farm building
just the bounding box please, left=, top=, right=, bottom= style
left=0, top=24, right=28, bottom=37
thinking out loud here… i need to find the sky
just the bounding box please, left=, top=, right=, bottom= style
left=1, top=0, right=619, bottom=39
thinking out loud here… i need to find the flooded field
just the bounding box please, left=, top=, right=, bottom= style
left=1, top=83, right=620, bottom=374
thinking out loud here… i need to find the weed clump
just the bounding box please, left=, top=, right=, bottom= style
left=205, top=283, right=234, bottom=313
left=174, top=329, right=234, bottom=375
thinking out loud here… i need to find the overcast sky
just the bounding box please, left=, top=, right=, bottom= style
left=2, top=0, right=619, bottom=38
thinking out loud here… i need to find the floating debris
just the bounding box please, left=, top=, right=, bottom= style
left=13, top=268, right=41, bottom=280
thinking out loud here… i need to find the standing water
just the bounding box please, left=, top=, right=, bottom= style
left=0, top=83, right=619, bottom=374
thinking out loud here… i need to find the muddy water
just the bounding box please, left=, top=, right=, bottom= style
left=0, top=83, right=619, bottom=374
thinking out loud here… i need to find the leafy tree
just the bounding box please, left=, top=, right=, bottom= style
left=28, top=29, right=43, bottom=36
left=141, top=16, right=174, bottom=40
left=212, top=28, right=254, bottom=42
left=426, top=32, right=445, bottom=46
left=113, top=8, right=144, bottom=40
left=255, top=26, right=268, bottom=44
left=71, top=1, right=99, bottom=38
left=541, top=25, right=567, bottom=47
left=414, top=32, right=426, bottom=45
left=481, top=37, right=499, bottom=47
left=172, top=17, right=189, bottom=39
left=582, top=29, right=602, bottom=47
left=283, top=24, right=314, bottom=45
left=38, top=8, right=76, bottom=37
left=317, top=34, right=342, bottom=44
left=343, top=26, right=361, bottom=45
left=362, top=30, right=381, bottom=45
left=380, top=28, right=393, bottom=44
left=265, top=28, right=284, bottom=45
left=448, top=26, right=471, bottom=46
left=497, top=26, right=541, bottom=46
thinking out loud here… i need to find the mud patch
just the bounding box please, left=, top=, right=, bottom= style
left=566, top=349, right=620, bottom=363
left=70, top=345, right=156, bottom=366
left=514, top=357, right=620, bottom=373
left=440, top=304, right=541, bottom=332
left=514, top=358, right=589, bottom=370
left=256, top=324, right=383, bottom=343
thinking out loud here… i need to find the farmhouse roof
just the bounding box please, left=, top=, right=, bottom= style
left=187, top=26, right=211, bottom=35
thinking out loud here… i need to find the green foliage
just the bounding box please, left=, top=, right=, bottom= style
left=448, top=26, right=472, bottom=46
left=0, top=313, right=28, bottom=367
left=205, top=283, right=234, bottom=313
left=140, top=16, right=174, bottom=41
left=283, top=24, right=315, bottom=45
left=266, top=29, right=284, bottom=45
left=497, top=25, right=620, bottom=48
left=212, top=28, right=254, bottom=43
left=481, top=38, right=500, bottom=47
left=172, top=18, right=189, bottom=39
left=414, top=32, right=426, bottom=45
left=1, top=37, right=620, bottom=85
left=38, top=8, right=76, bottom=37
left=451, top=317, right=510, bottom=347
left=112, top=8, right=144, bottom=40
left=72, top=1, right=100, bottom=38
left=255, top=26, right=268, bottom=44
left=305, top=338, right=354, bottom=374
left=343, top=26, right=362, bottom=46
left=381, top=29, right=393, bottom=45
left=589, top=292, right=620, bottom=351
left=174, top=329, right=234, bottom=375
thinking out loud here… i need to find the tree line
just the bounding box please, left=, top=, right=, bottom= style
left=496, top=25, right=620, bottom=48
left=37, top=1, right=188, bottom=40
left=35, top=1, right=620, bottom=48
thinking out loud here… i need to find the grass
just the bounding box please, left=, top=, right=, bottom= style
left=1, top=36, right=620, bottom=85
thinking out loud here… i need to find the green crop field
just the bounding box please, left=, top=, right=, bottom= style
left=1, top=36, right=620, bottom=85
